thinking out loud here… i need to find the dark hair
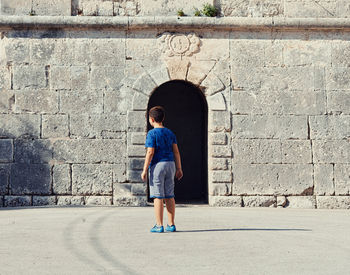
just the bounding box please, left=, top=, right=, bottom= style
left=149, top=106, right=165, bottom=123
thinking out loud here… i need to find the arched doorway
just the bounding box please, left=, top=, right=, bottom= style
left=147, top=80, right=208, bottom=204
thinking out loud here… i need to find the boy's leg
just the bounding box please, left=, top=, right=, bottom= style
left=154, top=198, right=164, bottom=226
left=165, top=198, right=175, bottom=226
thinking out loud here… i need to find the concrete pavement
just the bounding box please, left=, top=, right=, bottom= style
left=0, top=205, right=350, bottom=275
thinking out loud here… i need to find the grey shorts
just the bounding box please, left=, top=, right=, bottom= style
left=149, top=161, right=176, bottom=199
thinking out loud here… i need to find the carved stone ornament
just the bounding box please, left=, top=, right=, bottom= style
left=158, top=32, right=201, bottom=57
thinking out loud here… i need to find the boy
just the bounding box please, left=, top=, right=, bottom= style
left=141, top=106, right=183, bottom=233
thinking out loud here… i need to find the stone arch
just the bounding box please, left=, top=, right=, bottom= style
left=122, top=61, right=230, bottom=205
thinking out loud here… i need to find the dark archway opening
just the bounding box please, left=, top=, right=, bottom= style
left=147, top=80, right=208, bottom=204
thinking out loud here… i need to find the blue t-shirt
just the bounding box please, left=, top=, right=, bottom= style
left=145, top=127, right=177, bottom=167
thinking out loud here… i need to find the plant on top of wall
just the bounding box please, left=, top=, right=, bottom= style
left=194, top=7, right=201, bottom=16
left=201, top=3, right=218, bottom=17
left=177, top=9, right=185, bottom=16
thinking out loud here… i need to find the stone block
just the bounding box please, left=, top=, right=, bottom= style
left=60, top=90, right=103, bottom=114
left=210, top=145, right=232, bottom=158
left=220, top=0, right=283, bottom=17
left=131, top=183, right=147, bottom=195
left=210, top=171, right=232, bottom=183
left=0, top=164, right=10, bottom=195
left=127, top=170, right=142, bottom=183
left=286, top=196, right=316, bottom=208
left=97, top=1, right=113, bottom=16
left=82, top=1, right=98, bottom=16
left=334, top=164, right=350, bottom=195
left=210, top=158, right=228, bottom=170
left=127, top=111, right=146, bottom=131
left=50, top=66, right=71, bottom=90
left=53, top=139, right=126, bottom=164
left=13, top=66, right=47, bottom=90
left=209, top=183, right=232, bottom=196
left=70, top=114, right=126, bottom=139
left=85, top=196, right=112, bottom=205
left=33, top=196, right=56, bottom=206
left=327, top=67, right=350, bottom=90
left=132, top=73, right=157, bottom=96
left=14, top=139, right=52, bottom=164
left=112, top=163, right=126, bottom=183
left=51, top=39, right=74, bottom=66
left=209, top=133, right=227, bottom=145
left=126, top=30, right=160, bottom=61
left=90, top=66, right=124, bottom=90
left=0, top=67, right=10, bottom=91
left=336, top=0, right=350, bottom=17
left=231, top=90, right=325, bottom=115
left=14, top=90, right=59, bottom=114
left=4, top=39, right=30, bottom=63
left=72, top=164, right=114, bottom=195
left=283, top=40, right=331, bottom=66
left=132, top=92, right=148, bottom=111
left=150, top=66, right=170, bottom=86
left=331, top=41, right=350, bottom=67
left=57, top=196, right=85, bottom=206
left=194, top=32, right=230, bottom=61
left=233, top=164, right=313, bottom=195
left=0, top=196, right=3, bottom=207
left=207, top=93, right=227, bottom=111
left=128, top=158, right=144, bottom=171
left=0, top=139, right=13, bottom=163
left=71, top=66, right=90, bottom=90
left=231, top=66, right=314, bottom=92
left=91, top=39, right=125, bottom=66
left=313, top=140, right=349, bottom=163
left=131, top=133, right=146, bottom=145
left=231, top=115, right=308, bottom=139
left=314, top=164, right=334, bottom=195
left=31, top=39, right=56, bottom=64
left=0, top=114, right=40, bottom=139
left=114, top=183, right=132, bottom=197
left=113, top=195, right=147, bottom=206
left=32, top=0, right=71, bottom=16
left=316, top=196, right=350, bottom=209
left=209, top=195, right=242, bottom=207
left=243, top=196, right=276, bottom=207
left=284, top=0, right=336, bottom=18
left=208, top=111, right=231, bottom=132
left=1, top=0, right=32, bottom=15
left=0, top=90, right=14, bottom=113
left=10, top=164, right=51, bottom=195
left=42, top=114, right=69, bottom=138
left=104, top=86, right=133, bottom=115
left=53, top=164, right=71, bottom=195
left=51, top=66, right=89, bottom=90
left=309, top=115, right=350, bottom=139
left=281, top=140, right=312, bottom=164
left=327, top=91, right=350, bottom=115
left=4, top=196, right=31, bottom=207
left=232, top=139, right=281, bottom=164
left=166, top=60, right=190, bottom=81
left=140, top=0, right=210, bottom=16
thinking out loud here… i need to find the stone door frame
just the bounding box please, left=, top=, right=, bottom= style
left=122, top=60, right=231, bottom=205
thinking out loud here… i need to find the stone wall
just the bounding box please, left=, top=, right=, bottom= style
left=0, top=15, right=349, bottom=209
left=1, top=0, right=350, bottom=17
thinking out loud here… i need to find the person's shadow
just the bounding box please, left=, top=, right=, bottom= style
left=175, top=228, right=312, bottom=233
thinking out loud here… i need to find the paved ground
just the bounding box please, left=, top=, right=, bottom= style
left=0, top=205, right=350, bottom=275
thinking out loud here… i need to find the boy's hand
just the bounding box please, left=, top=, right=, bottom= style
left=141, top=170, right=147, bottom=182
left=175, top=169, right=183, bottom=180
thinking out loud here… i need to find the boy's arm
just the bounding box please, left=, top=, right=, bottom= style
left=172, top=143, right=183, bottom=180
left=141, top=147, right=155, bottom=182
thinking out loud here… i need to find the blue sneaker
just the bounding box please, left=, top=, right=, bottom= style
left=165, top=224, right=176, bottom=232
left=150, top=225, right=164, bottom=233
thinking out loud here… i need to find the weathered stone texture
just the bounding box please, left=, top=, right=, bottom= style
left=1, top=0, right=32, bottom=15
left=314, top=164, right=335, bottom=195
left=10, top=164, right=51, bottom=195
left=231, top=115, right=308, bottom=139
left=209, top=195, right=242, bottom=207
left=0, top=114, right=40, bottom=138
left=33, top=196, right=56, bottom=206
left=284, top=0, right=336, bottom=18
left=0, top=164, right=10, bottom=195
left=14, top=139, right=52, bottom=163
left=13, top=66, right=47, bottom=90
left=327, top=91, right=350, bottom=115
left=53, top=164, right=71, bottom=195
left=286, top=196, right=316, bottom=208
left=309, top=115, right=350, bottom=139
left=4, top=195, right=31, bottom=207
left=14, top=90, right=59, bottom=114
left=42, top=114, right=69, bottom=138
left=85, top=196, right=112, bottom=205
left=209, top=183, right=232, bottom=196
left=281, top=140, right=312, bottom=164
left=57, top=196, right=85, bottom=206
left=113, top=196, right=147, bottom=206
left=334, top=164, right=350, bottom=195
left=233, top=164, right=313, bottom=195
left=313, top=140, right=349, bottom=163
left=59, top=90, right=103, bottom=114
left=53, top=139, right=126, bottom=164
left=317, top=196, right=350, bottom=209
left=0, top=90, right=14, bottom=113
left=0, top=139, right=13, bottom=163
left=243, top=196, right=276, bottom=207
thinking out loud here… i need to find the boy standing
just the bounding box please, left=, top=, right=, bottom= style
left=141, top=106, right=183, bottom=233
